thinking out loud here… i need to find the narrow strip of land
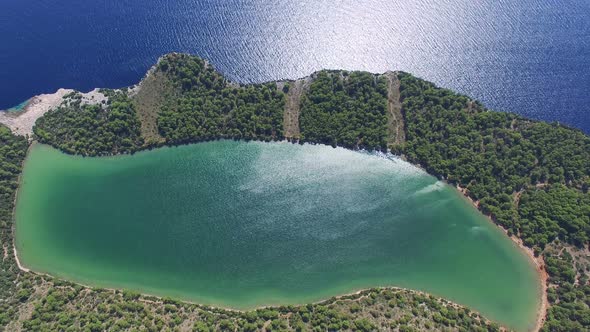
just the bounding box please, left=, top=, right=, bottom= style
left=384, top=71, right=405, bottom=146
left=130, top=66, right=172, bottom=143
left=279, top=78, right=308, bottom=140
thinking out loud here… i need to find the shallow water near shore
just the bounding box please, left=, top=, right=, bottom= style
left=16, top=141, right=540, bottom=331
left=5, top=99, right=29, bottom=112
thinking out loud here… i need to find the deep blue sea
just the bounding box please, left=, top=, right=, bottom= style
left=1, top=0, right=589, bottom=132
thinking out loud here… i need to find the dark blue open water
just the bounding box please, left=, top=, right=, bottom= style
left=1, top=0, right=589, bottom=132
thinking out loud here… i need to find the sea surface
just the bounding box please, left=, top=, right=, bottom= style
left=16, top=141, right=540, bottom=331
left=1, top=0, right=589, bottom=132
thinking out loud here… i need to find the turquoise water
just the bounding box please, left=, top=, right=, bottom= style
left=6, top=99, right=28, bottom=112
left=16, top=142, right=541, bottom=331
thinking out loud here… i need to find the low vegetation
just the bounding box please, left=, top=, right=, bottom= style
left=9, top=284, right=498, bottom=332
left=2, top=54, right=589, bottom=330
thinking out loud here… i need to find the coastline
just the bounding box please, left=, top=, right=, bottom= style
left=394, top=157, right=548, bottom=332
left=10, top=254, right=495, bottom=328
left=13, top=247, right=29, bottom=273
left=2, top=60, right=548, bottom=330
left=10, top=140, right=543, bottom=331
left=0, top=89, right=73, bottom=137
left=11, top=142, right=35, bottom=273
left=455, top=184, right=548, bottom=332
left=0, top=57, right=160, bottom=139
left=0, top=88, right=110, bottom=137
left=7, top=99, right=31, bottom=112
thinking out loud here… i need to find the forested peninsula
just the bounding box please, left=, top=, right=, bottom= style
left=1, top=53, right=589, bottom=331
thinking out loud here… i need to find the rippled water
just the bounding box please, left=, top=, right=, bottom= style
left=16, top=142, right=540, bottom=331
left=1, top=0, right=589, bottom=132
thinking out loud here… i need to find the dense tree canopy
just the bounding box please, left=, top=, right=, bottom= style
left=398, top=72, right=590, bottom=251
left=157, top=54, right=284, bottom=143
left=398, top=72, right=590, bottom=331
left=0, top=125, right=29, bottom=326
left=519, top=185, right=590, bottom=248
left=299, top=70, right=389, bottom=150
left=33, top=90, right=143, bottom=156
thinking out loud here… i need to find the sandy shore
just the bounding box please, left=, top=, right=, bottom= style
left=456, top=185, right=548, bottom=332
left=0, top=88, right=109, bottom=137
left=13, top=247, right=30, bottom=273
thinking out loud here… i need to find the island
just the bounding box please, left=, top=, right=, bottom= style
left=0, top=53, right=588, bottom=332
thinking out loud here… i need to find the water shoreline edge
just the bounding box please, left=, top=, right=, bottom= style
left=12, top=141, right=544, bottom=332
left=455, top=184, right=548, bottom=332
left=4, top=56, right=548, bottom=330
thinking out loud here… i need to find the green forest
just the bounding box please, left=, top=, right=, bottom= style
left=397, top=73, right=590, bottom=331
left=0, top=125, right=30, bottom=327
left=32, top=54, right=285, bottom=156
left=397, top=73, right=590, bottom=252
left=157, top=54, right=284, bottom=143
left=299, top=70, right=389, bottom=150
left=33, top=90, right=144, bottom=156
left=1, top=53, right=589, bottom=330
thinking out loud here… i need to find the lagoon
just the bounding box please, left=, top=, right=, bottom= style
left=16, top=141, right=540, bottom=331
